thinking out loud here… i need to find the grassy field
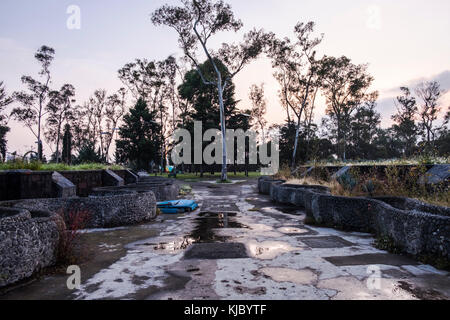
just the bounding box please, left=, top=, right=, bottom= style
left=304, top=156, right=449, bottom=167
left=285, top=174, right=449, bottom=208
left=158, top=171, right=261, bottom=181
left=0, top=160, right=124, bottom=171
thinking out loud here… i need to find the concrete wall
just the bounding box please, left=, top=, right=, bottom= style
left=59, top=170, right=105, bottom=197
left=90, top=178, right=180, bottom=202
left=0, top=171, right=54, bottom=201
left=259, top=177, right=450, bottom=263
left=112, top=169, right=139, bottom=185
left=1, top=191, right=157, bottom=229
left=0, top=207, right=62, bottom=288
left=0, top=170, right=139, bottom=201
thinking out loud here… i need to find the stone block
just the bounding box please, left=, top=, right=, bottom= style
left=419, top=164, right=450, bottom=185
left=52, top=172, right=76, bottom=198
left=102, top=170, right=124, bottom=187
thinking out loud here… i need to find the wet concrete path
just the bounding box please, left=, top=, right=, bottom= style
left=1, top=179, right=449, bottom=300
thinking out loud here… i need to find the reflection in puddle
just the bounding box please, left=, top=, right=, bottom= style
left=141, top=237, right=195, bottom=251
left=199, top=212, right=238, bottom=218
left=245, top=240, right=301, bottom=260
left=189, top=212, right=249, bottom=243
left=277, top=227, right=309, bottom=234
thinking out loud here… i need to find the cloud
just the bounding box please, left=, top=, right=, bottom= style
left=378, top=70, right=450, bottom=127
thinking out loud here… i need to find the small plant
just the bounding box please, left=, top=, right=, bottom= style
left=56, top=209, right=91, bottom=266
left=362, top=180, right=376, bottom=197
left=337, top=173, right=357, bottom=193
left=274, top=164, right=291, bottom=180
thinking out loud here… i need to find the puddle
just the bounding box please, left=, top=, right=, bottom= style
left=198, top=212, right=238, bottom=218
left=277, top=227, right=309, bottom=235
left=245, top=240, right=301, bottom=260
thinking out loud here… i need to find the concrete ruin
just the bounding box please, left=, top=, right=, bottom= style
left=259, top=177, right=450, bottom=263
left=0, top=170, right=180, bottom=288
left=0, top=207, right=62, bottom=288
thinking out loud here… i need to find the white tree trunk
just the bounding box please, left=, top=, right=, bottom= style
left=217, top=82, right=228, bottom=182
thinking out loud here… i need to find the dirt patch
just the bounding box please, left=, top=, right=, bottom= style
left=397, top=281, right=449, bottom=300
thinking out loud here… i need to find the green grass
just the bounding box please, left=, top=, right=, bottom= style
left=159, top=171, right=261, bottom=181
left=304, top=156, right=450, bottom=167
left=0, top=160, right=124, bottom=171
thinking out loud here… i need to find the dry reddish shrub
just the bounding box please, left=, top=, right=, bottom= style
left=56, top=209, right=91, bottom=266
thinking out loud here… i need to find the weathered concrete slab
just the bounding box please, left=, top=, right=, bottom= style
left=331, top=166, right=351, bottom=180
left=324, top=253, right=420, bottom=267
left=419, top=164, right=450, bottom=185
left=299, top=236, right=354, bottom=248
left=102, top=170, right=124, bottom=187
left=184, top=243, right=248, bottom=260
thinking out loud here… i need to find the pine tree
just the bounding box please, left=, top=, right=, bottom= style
left=392, top=87, right=418, bottom=157
left=62, top=124, right=72, bottom=164
left=179, top=59, right=249, bottom=174
left=115, top=98, right=162, bottom=170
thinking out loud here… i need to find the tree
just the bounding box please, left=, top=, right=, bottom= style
left=0, top=81, right=13, bottom=162
left=152, top=0, right=270, bottom=181
left=268, top=21, right=323, bottom=169
left=320, top=56, right=375, bottom=160
left=116, top=98, right=162, bottom=170
left=11, top=46, right=55, bottom=161
left=119, top=56, right=179, bottom=170
left=61, top=124, right=73, bottom=164
left=90, top=89, right=108, bottom=161
left=373, top=127, right=403, bottom=159
left=435, top=106, right=450, bottom=156
left=415, top=81, right=444, bottom=149
left=392, top=87, right=418, bottom=157
left=249, top=83, right=267, bottom=143
left=45, top=84, right=76, bottom=163
left=179, top=59, right=238, bottom=173
left=118, top=59, right=160, bottom=106
left=103, top=88, right=127, bottom=163
left=75, top=141, right=102, bottom=164
left=348, top=92, right=381, bottom=159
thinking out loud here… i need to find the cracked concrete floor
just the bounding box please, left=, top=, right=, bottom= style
left=1, top=179, right=449, bottom=300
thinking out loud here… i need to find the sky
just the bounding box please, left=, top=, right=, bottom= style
left=1, top=0, right=450, bottom=156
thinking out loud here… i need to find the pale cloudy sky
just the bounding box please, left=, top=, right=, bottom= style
left=1, top=0, right=449, bottom=156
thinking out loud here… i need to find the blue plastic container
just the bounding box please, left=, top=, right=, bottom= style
left=157, top=200, right=199, bottom=214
